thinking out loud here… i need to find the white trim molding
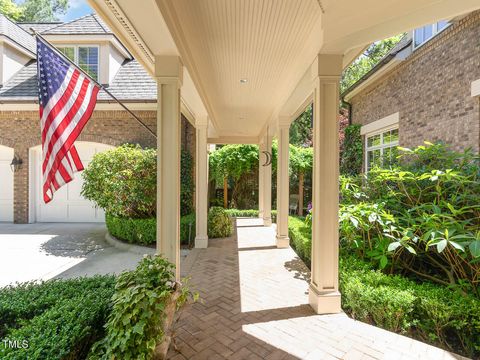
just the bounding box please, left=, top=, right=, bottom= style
left=360, top=112, right=399, bottom=136
left=471, top=79, right=480, bottom=97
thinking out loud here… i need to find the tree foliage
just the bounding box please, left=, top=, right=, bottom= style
left=0, top=0, right=22, bottom=21
left=0, top=0, right=68, bottom=22
left=290, top=104, right=312, bottom=147
left=341, top=34, right=404, bottom=93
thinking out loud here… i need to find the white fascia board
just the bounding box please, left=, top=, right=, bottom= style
left=361, top=112, right=399, bottom=135
left=0, top=36, right=35, bottom=58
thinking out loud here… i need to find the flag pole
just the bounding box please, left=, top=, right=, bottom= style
left=32, top=29, right=157, bottom=139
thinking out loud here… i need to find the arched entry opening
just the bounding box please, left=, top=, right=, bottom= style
left=0, top=145, right=14, bottom=222
left=29, top=142, right=114, bottom=222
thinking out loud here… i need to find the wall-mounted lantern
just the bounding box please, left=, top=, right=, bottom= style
left=10, top=155, right=22, bottom=173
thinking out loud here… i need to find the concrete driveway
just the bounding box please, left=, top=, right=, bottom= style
left=0, top=222, right=153, bottom=287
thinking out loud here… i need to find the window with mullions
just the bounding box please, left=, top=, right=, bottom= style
left=57, top=45, right=99, bottom=81
left=366, top=128, right=399, bottom=171
left=413, top=20, right=449, bottom=49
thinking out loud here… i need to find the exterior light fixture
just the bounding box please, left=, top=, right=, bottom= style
left=240, top=78, right=248, bottom=84
left=10, top=155, right=22, bottom=173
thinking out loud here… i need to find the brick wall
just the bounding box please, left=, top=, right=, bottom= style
left=350, top=11, right=480, bottom=154
left=0, top=109, right=195, bottom=223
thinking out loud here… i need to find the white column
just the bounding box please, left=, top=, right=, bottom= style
left=258, top=141, right=265, bottom=220
left=195, top=117, right=209, bottom=248
left=275, top=120, right=290, bottom=248
left=155, top=55, right=183, bottom=279
left=309, top=54, right=343, bottom=314
left=262, top=134, right=272, bottom=226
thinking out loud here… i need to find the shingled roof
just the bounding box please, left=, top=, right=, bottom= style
left=0, top=15, right=36, bottom=55
left=41, top=14, right=111, bottom=35
left=0, top=59, right=157, bottom=102
left=0, top=14, right=156, bottom=103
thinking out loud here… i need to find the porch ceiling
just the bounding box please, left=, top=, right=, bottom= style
left=89, top=0, right=480, bottom=141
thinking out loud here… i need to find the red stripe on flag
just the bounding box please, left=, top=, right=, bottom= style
left=42, top=76, right=90, bottom=173
left=41, top=70, right=80, bottom=144
left=69, top=145, right=84, bottom=171
left=43, top=84, right=98, bottom=199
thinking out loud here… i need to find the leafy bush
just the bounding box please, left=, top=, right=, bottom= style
left=89, top=255, right=194, bottom=360
left=106, top=214, right=156, bottom=245
left=208, top=207, right=233, bottom=238
left=340, top=143, right=480, bottom=294
left=0, top=276, right=115, bottom=360
left=82, top=144, right=156, bottom=218
left=82, top=145, right=195, bottom=218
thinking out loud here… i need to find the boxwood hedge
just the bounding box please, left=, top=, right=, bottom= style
left=288, top=216, right=480, bottom=358
left=0, top=276, right=115, bottom=360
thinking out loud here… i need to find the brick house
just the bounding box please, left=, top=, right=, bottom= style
left=0, top=14, right=195, bottom=224
left=342, top=10, right=480, bottom=172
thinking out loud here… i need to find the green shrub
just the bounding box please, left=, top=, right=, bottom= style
left=82, top=145, right=195, bottom=219
left=208, top=207, right=233, bottom=238
left=106, top=214, right=156, bottom=245
left=88, top=255, right=194, bottom=360
left=0, top=276, right=115, bottom=360
left=107, top=214, right=196, bottom=246
left=339, top=255, right=480, bottom=358
left=81, top=144, right=156, bottom=218
left=180, top=213, right=196, bottom=245
left=287, top=217, right=480, bottom=357
left=288, top=216, right=311, bottom=266
left=225, top=209, right=259, bottom=217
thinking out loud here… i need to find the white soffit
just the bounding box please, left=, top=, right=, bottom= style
left=361, top=112, right=399, bottom=135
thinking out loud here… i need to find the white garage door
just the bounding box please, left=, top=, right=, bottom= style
left=32, top=142, right=114, bottom=222
left=0, top=145, right=14, bottom=222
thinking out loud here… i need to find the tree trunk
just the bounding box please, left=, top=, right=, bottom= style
left=223, top=177, right=228, bottom=208
left=298, top=171, right=304, bottom=216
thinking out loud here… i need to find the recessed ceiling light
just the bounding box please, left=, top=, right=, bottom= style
left=240, top=78, right=248, bottom=84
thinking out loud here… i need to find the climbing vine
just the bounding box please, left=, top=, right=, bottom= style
left=340, top=124, right=363, bottom=176
left=180, top=150, right=194, bottom=215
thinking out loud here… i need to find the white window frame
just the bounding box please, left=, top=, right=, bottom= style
left=413, top=21, right=450, bottom=50
left=365, top=126, right=399, bottom=172
left=56, top=44, right=100, bottom=80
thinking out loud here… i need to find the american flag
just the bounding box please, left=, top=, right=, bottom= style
left=36, top=36, right=100, bottom=203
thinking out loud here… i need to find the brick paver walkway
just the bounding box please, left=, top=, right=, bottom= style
left=168, top=218, right=466, bottom=360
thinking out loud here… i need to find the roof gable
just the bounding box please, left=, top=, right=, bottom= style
left=41, top=14, right=111, bottom=35
left=0, top=15, right=36, bottom=55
